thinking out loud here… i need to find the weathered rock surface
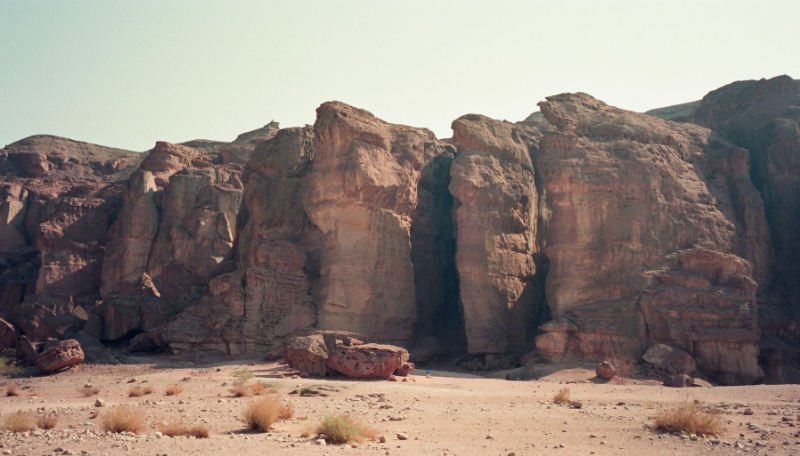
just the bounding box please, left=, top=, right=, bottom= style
left=642, top=344, right=697, bottom=375
left=663, top=373, right=694, bottom=388
left=679, top=76, right=800, bottom=340
left=326, top=343, right=410, bottom=379
left=304, top=102, right=451, bottom=346
left=0, top=317, right=18, bottom=350
left=596, top=360, right=616, bottom=379
left=285, top=333, right=331, bottom=376
left=533, top=93, right=767, bottom=383
left=449, top=114, right=544, bottom=354
left=34, top=338, right=84, bottom=373
left=151, top=127, right=316, bottom=354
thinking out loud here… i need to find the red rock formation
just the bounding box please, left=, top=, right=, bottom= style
left=304, top=102, right=451, bottom=346
left=532, top=93, right=768, bottom=383
left=150, top=128, right=316, bottom=353
left=680, top=76, right=800, bottom=338
left=34, top=338, right=84, bottom=373
left=448, top=115, right=546, bottom=354
left=326, top=343, right=410, bottom=379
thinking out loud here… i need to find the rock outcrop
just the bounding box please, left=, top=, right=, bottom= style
left=532, top=93, right=768, bottom=384
left=448, top=115, right=544, bottom=354
left=34, top=338, right=84, bottom=373
left=150, top=127, right=317, bottom=353
left=303, top=102, right=451, bottom=346
left=679, top=76, right=800, bottom=338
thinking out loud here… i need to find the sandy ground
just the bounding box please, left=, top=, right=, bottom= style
left=1, top=355, right=800, bottom=456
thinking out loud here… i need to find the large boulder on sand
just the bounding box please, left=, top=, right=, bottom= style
left=596, top=361, right=616, bottom=379
left=326, top=344, right=411, bottom=379
left=34, top=339, right=84, bottom=373
left=284, top=333, right=331, bottom=377
left=643, top=344, right=697, bottom=375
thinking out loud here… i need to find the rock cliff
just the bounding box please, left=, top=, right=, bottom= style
left=2, top=78, right=799, bottom=384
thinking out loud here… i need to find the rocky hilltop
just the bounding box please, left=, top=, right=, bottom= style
left=2, top=76, right=799, bottom=385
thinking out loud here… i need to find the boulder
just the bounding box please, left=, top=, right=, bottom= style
left=326, top=343, right=410, bottom=380
left=596, top=361, right=616, bottom=379
left=284, top=333, right=330, bottom=376
left=643, top=344, right=697, bottom=375
left=394, top=362, right=415, bottom=377
left=15, top=335, right=37, bottom=365
left=34, top=339, right=84, bottom=373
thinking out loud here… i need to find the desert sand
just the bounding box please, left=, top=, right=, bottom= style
left=2, top=356, right=799, bottom=456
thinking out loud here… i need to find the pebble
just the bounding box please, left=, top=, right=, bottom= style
left=397, top=432, right=409, bottom=440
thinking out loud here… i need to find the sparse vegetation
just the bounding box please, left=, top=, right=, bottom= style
left=653, top=401, right=725, bottom=436
left=3, top=411, right=34, bottom=432
left=165, top=385, right=184, bottom=396
left=159, top=419, right=209, bottom=438
left=232, top=369, right=255, bottom=386
left=242, top=395, right=291, bottom=432
left=36, top=414, right=58, bottom=430
left=250, top=383, right=266, bottom=395
left=102, top=405, right=145, bottom=433
left=6, top=384, right=21, bottom=396
left=315, top=414, right=378, bottom=444
left=0, top=357, right=22, bottom=378
left=78, top=386, right=101, bottom=397
left=128, top=385, right=154, bottom=397
left=552, top=387, right=571, bottom=404
left=233, top=384, right=253, bottom=397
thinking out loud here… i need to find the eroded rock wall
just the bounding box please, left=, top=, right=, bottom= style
left=303, top=102, right=451, bottom=346
left=532, top=93, right=768, bottom=383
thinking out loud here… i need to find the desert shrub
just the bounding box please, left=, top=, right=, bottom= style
left=233, top=384, right=253, bottom=397
left=158, top=419, right=209, bottom=438
left=243, top=395, right=291, bottom=432
left=3, top=411, right=34, bottom=432
left=232, top=369, right=255, bottom=385
left=78, top=386, right=101, bottom=397
left=128, top=385, right=153, bottom=397
left=315, top=414, right=378, bottom=444
left=165, top=385, right=184, bottom=396
left=6, top=384, right=21, bottom=397
left=0, top=357, right=22, bottom=378
left=552, top=388, right=571, bottom=404
left=36, top=414, right=58, bottom=430
left=250, top=383, right=266, bottom=395
left=653, top=401, right=725, bottom=436
left=102, top=405, right=145, bottom=433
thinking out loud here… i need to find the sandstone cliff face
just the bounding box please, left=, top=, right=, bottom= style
left=0, top=136, right=141, bottom=343
left=151, top=127, right=318, bottom=354
left=98, top=131, right=278, bottom=341
left=303, top=102, right=452, bottom=346
left=680, top=76, right=800, bottom=333
left=448, top=115, right=543, bottom=354
left=533, top=93, right=768, bottom=383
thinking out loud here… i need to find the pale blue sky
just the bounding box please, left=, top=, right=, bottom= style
left=1, top=1, right=799, bottom=151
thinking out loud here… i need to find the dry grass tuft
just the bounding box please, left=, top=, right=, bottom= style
left=128, top=385, right=154, bottom=398
left=653, top=401, right=725, bottom=436
left=159, top=420, right=209, bottom=438
left=102, top=405, right=145, bottom=433
left=165, top=385, right=184, bottom=396
left=6, top=384, right=21, bottom=397
left=78, top=386, right=101, bottom=397
left=233, top=384, right=253, bottom=398
left=3, top=411, right=34, bottom=432
left=552, top=387, right=571, bottom=404
left=315, top=414, right=378, bottom=444
left=250, top=383, right=266, bottom=395
left=243, top=395, right=291, bottom=432
left=36, top=414, right=58, bottom=430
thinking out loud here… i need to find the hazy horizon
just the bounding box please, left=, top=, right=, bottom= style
left=2, top=1, right=799, bottom=151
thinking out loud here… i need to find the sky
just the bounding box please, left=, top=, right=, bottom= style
left=1, top=1, right=799, bottom=152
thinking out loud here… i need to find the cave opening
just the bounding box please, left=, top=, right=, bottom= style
left=410, top=151, right=466, bottom=356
